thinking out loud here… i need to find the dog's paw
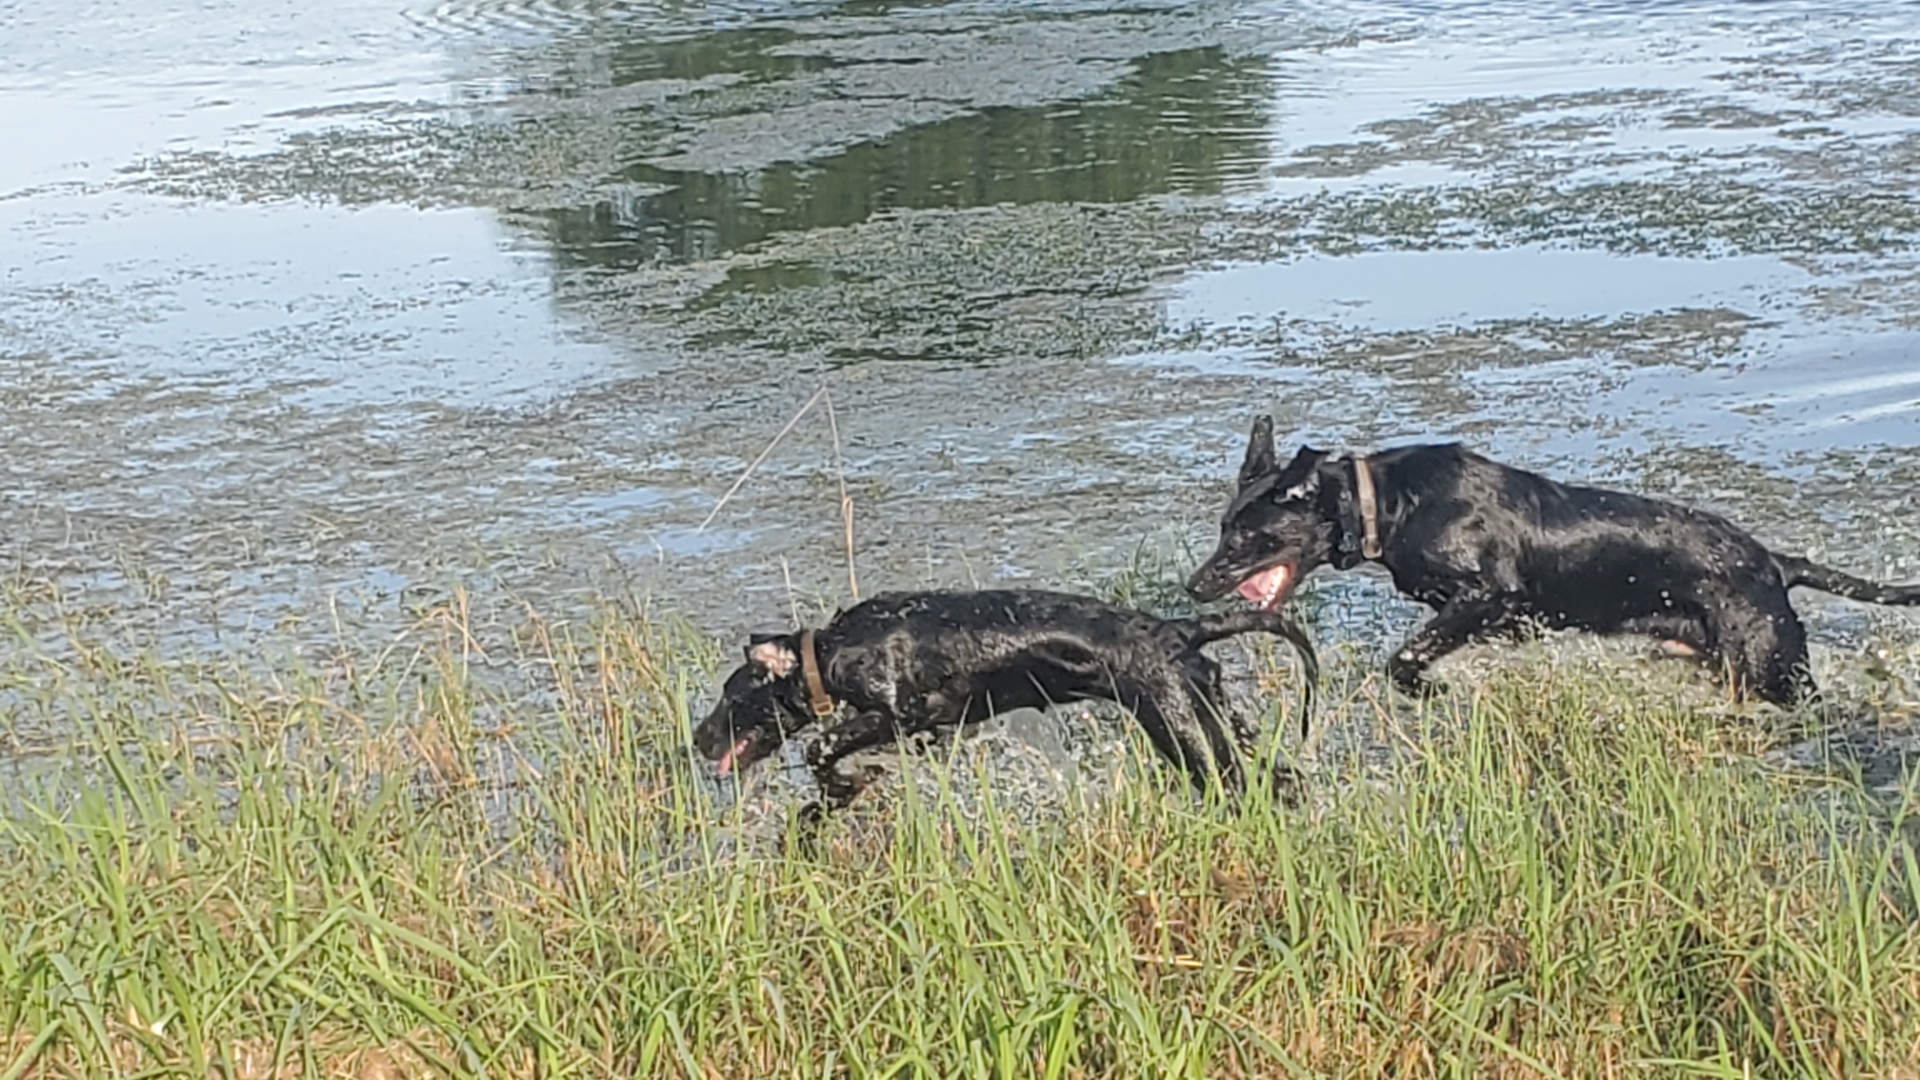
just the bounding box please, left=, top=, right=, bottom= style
left=812, top=761, right=883, bottom=810
left=787, top=802, right=830, bottom=856
left=1388, top=664, right=1447, bottom=700
left=1266, top=763, right=1307, bottom=809
left=1386, top=650, right=1440, bottom=696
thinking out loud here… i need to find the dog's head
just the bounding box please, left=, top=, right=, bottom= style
left=692, top=634, right=820, bottom=778
left=1186, top=415, right=1338, bottom=609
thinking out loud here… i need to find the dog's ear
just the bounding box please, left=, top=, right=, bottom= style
left=1238, top=415, right=1278, bottom=487
left=745, top=635, right=798, bottom=678
left=1273, top=446, right=1328, bottom=500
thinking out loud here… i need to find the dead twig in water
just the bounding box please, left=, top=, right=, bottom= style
left=698, top=386, right=827, bottom=532
left=824, top=390, right=860, bottom=602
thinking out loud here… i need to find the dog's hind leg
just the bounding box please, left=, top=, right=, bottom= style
left=1388, top=592, right=1523, bottom=695
left=1113, top=672, right=1246, bottom=797
left=1201, top=670, right=1304, bottom=805
left=1183, top=655, right=1298, bottom=800
left=1183, top=654, right=1250, bottom=754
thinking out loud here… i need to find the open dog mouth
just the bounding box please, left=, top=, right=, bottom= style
left=714, top=734, right=757, bottom=777
left=708, top=730, right=770, bottom=778
left=1235, top=563, right=1297, bottom=611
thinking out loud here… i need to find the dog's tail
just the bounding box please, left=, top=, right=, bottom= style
left=1775, top=554, right=1920, bottom=606
left=1180, top=609, right=1320, bottom=738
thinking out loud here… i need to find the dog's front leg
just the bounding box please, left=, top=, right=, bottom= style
left=799, top=711, right=902, bottom=817
left=1389, top=593, right=1521, bottom=695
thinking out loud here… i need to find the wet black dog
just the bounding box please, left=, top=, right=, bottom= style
left=692, top=589, right=1317, bottom=818
left=1188, top=415, right=1920, bottom=706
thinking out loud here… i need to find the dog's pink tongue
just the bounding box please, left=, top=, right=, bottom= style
left=1235, top=564, right=1294, bottom=611
left=715, top=738, right=749, bottom=778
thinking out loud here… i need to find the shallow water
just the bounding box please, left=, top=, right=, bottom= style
left=4, top=0, right=1920, bottom=716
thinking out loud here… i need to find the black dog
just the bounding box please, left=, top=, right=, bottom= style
left=692, top=589, right=1318, bottom=817
left=1188, top=415, right=1920, bottom=706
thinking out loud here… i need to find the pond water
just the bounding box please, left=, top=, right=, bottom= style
left=5, top=0, right=1920, bottom=686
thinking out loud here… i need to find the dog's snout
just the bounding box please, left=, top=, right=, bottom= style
left=1185, top=560, right=1224, bottom=600
left=691, top=701, right=730, bottom=756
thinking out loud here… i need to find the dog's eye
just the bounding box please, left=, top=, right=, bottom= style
left=1281, top=482, right=1312, bottom=501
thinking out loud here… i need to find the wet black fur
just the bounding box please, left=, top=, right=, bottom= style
left=1188, top=415, right=1920, bottom=706
left=692, top=589, right=1318, bottom=818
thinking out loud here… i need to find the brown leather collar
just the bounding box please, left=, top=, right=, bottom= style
left=1352, top=455, right=1383, bottom=561
left=798, top=629, right=835, bottom=718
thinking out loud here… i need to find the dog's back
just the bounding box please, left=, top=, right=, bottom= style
left=837, top=588, right=1164, bottom=650
left=1375, top=444, right=1779, bottom=608
left=827, top=588, right=1316, bottom=737
left=840, top=588, right=1303, bottom=655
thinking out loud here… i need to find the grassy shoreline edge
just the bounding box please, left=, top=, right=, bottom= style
left=2, top=602, right=1919, bottom=1079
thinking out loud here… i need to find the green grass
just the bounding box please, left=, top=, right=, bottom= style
left=3, top=595, right=1920, bottom=1079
